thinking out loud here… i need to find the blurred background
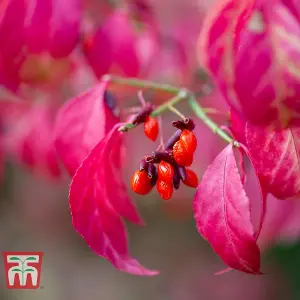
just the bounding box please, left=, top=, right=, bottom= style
left=1, top=0, right=300, bottom=299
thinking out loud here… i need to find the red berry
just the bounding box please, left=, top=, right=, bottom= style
left=180, top=130, right=197, bottom=153
left=183, top=169, right=199, bottom=188
left=144, top=116, right=159, bottom=141
left=173, top=140, right=193, bottom=166
left=131, top=170, right=153, bottom=195
left=158, top=161, right=174, bottom=183
left=156, top=179, right=173, bottom=200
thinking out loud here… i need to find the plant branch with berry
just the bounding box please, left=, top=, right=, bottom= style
left=100, top=75, right=239, bottom=201
left=105, top=75, right=238, bottom=146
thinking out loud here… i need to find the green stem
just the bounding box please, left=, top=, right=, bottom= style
left=104, top=75, right=180, bottom=94
left=151, top=90, right=188, bottom=117
left=188, top=96, right=239, bottom=146
left=105, top=75, right=238, bottom=146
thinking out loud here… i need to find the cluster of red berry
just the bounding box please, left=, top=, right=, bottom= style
left=131, top=118, right=199, bottom=200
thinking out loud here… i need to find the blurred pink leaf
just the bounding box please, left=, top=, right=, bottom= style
left=0, top=0, right=26, bottom=90
left=48, top=0, right=81, bottom=58
left=83, top=10, right=139, bottom=78
left=199, top=0, right=300, bottom=126
left=82, top=23, right=113, bottom=78
left=83, top=9, right=158, bottom=78
left=69, top=125, right=157, bottom=275
left=0, top=0, right=81, bottom=90
left=54, top=80, right=119, bottom=176
left=22, top=0, right=81, bottom=56
left=1, top=101, right=61, bottom=178
left=231, top=111, right=300, bottom=199
left=194, top=144, right=261, bottom=274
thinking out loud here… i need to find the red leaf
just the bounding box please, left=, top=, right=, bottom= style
left=54, top=80, right=119, bottom=176
left=194, top=144, right=261, bottom=274
left=82, top=25, right=113, bottom=79
left=69, top=125, right=157, bottom=275
left=83, top=10, right=140, bottom=78
left=199, top=0, right=300, bottom=126
left=235, top=147, right=246, bottom=185
left=231, top=111, right=300, bottom=199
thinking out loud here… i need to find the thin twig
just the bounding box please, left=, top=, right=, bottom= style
left=105, top=75, right=239, bottom=146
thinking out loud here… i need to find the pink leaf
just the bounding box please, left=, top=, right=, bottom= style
left=25, top=0, right=52, bottom=53
left=48, top=0, right=81, bottom=58
left=82, top=26, right=113, bottom=79
left=1, top=101, right=61, bottom=178
left=199, top=0, right=300, bottom=126
left=54, top=80, right=119, bottom=176
left=194, top=144, right=261, bottom=274
left=0, top=0, right=26, bottom=90
left=69, top=125, right=156, bottom=275
left=239, top=144, right=266, bottom=240
left=235, top=147, right=246, bottom=185
left=106, top=11, right=140, bottom=76
left=0, top=0, right=81, bottom=90
left=231, top=111, right=300, bottom=199
left=83, top=10, right=140, bottom=78
left=24, top=0, right=81, bottom=56
left=69, top=123, right=142, bottom=227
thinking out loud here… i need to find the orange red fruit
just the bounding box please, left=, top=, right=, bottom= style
left=183, top=169, right=199, bottom=188
left=131, top=170, right=153, bottom=195
left=158, top=161, right=174, bottom=183
left=173, top=140, right=193, bottom=166
left=156, top=179, right=173, bottom=200
left=180, top=130, right=197, bottom=153
left=173, top=130, right=197, bottom=167
left=144, top=116, right=159, bottom=141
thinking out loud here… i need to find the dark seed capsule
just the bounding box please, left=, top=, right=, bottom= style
left=147, top=163, right=156, bottom=178
left=149, top=165, right=158, bottom=186
left=172, top=118, right=195, bottom=131
left=183, top=118, right=195, bottom=130
left=153, top=151, right=174, bottom=164
left=172, top=120, right=186, bottom=130
left=173, top=167, right=181, bottom=190
left=139, top=159, right=148, bottom=171
left=146, top=155, right=160, bottom=164
left=165, top=129, right=181, bottom=150
left=176, top=165, right=187, bottom=181
left=131, top=103, right=153, bottom=125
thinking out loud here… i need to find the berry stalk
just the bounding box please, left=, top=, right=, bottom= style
left=104, top=75, right=238, bottom=146
left=188, top=96, right=239, bottom=147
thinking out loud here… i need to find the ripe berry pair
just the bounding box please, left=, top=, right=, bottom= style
left=156, top=161, right=198, bottom=200
left=131, top=118, right=199, bottom=200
